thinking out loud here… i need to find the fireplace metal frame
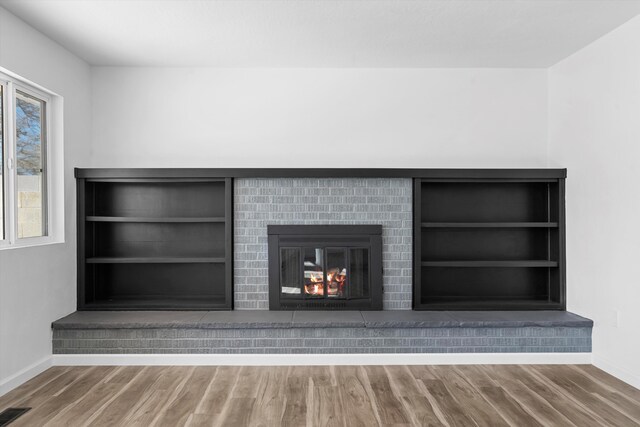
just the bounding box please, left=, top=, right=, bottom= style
left=268, top=225, right=383, bottom=310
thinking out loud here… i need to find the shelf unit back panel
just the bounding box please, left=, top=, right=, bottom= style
left=90, top=222, right=226, bottom=258
left=420, top=266, right=550, bottom=301
left=421, top=228, right=553, bottom=261
left=421, top=181, right=555, bottom=222
left=91, top=181, right=226, bottom=218
left=90, top=263, right=227, bottom=299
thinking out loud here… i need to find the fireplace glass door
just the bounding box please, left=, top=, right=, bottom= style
left=280, top=247, right=369, bottom=300
left=268, top=225, right=382, bottom=310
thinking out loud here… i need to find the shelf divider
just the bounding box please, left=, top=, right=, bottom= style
left=421, top=260, right=558, bottom=268
left=87, top=257, right=226, bottom=264
left=421, top=222, right=558, bottom=228
left=86, top=216, right=225, bottom=223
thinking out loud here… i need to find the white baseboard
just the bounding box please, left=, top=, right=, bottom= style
left=0, top=356, right=53, bottom=398
left=593, top=355, right=640, bottom=390
left=52, top=352, right=592, bottom=367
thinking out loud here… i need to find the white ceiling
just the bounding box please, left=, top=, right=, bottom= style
left=1, top=0, right=640, bottom=68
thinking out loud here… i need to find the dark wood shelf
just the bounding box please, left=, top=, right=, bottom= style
left=87, top=257, right=225, bottom=264
left=82, top=297, right=228, bottom=310
left=421, top=222, right=558, bottom=228
left=421, top=260, right=558, bottom=268
left=416, top=299, right=564, bottom=310
left=86, top=216, right=226, bottom=223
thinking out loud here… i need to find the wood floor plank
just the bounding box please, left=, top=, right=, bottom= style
left=194, top=366, right=240, bottom=423
left=247, top=366, right=288, bottom=427
left=334, top=366, right=379, bottom=427
left=308, top=382, right=345, bottom=427
left=307, top=366, right=334, bottom=388
left=215, top=397, right=256, bottom=426
left=3, top=364, right=638, bottom=427
left=186, top=413, right=218, bottom=427
left=184, top=413, right=211, bottom=427
left=479, top=385, right=543, bottom=427
left=384, top=365, right=445, bottom=427
left=150, top=366, right=216, bottom=427
left=282, top=366, right=310, bottom=427
left=126, top=390, right=179, bottom=427
left=9, top=366, right=115, bottom=426
left=512, top=365, right=610, bottom=426
left=83, top=366, right=168, bottom=426
left=482, top=365, right=578, bottom=427
left=11, top=367, right=93, bottom=410
left=430, top=365, right=510, bottom=427
left=106, top=365, right=145, bottom=384
left=362, top=365, right=411, bottom=425
left=231, top=366, right=265, bottom=399
left=453, top=365, right=500, bottom=388
left=42, top=381, right=124, bottom=427
left=0, top=367, right=70, bottom=410
left=421, top=378, right=478, bottom=427
left=406, top=365, right=439, bottom=381
left=151, top=366, right=196, bottom=392
left=572, top=364, right=640, bottom=404
left=533, top=365, right=637, bottom=427
left=562, top=366, right=640, bottom=422
left=124, top=367, right=194, bottom=427
left=453, top=366, right=542, bottom=426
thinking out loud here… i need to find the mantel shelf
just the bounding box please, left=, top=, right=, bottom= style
left=421, top=260, right=559, bottom=268
left=86, top=216, right=226, bottom=223
left=421, top=222, right=559, bottom=228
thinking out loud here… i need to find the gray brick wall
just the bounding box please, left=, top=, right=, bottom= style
left=234, top=178, right=413, bottom=309
left=53, top=327, right=592, bottom=354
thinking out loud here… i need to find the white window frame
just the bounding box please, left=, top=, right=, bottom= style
left=0, top=68, right=63, bottom=250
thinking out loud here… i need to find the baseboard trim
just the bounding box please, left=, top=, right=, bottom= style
left=52, top=352, right=592, bottom=366
left=0, top=356, right=53, bottom=398
left=593, top=355, right=640, bottom=390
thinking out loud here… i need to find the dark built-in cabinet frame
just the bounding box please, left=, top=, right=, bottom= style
left=76, top=169, right=233, bottom=310
left=413, top=170, right=566, bottom=310
left=76, top=168, right=566, bottom=311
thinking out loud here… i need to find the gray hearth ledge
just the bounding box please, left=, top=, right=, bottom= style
left=52, top=311, right=592, bottom=354
left=52, top=310, right=592, bottom=330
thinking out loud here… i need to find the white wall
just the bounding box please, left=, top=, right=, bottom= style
left=0, top=7, right=91, bottom=393
left=549, top=15, right=640, bottom=388
left=91, top=68, right=548, bottom=168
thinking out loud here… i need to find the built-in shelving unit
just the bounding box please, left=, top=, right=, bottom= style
left=414, top=171, right=566, bottom=310
left=76, top=170, right=233, bottom=310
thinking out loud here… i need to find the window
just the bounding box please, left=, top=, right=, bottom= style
left=15, top=90, right=47, bottom=238
left=1, top=84, right=4, bottom=241
left=1, top=69, right=58, bottom=249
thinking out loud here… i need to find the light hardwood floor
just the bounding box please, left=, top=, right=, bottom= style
left=0, top=364, right=638, bottom=426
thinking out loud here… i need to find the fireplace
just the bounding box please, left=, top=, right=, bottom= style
left=267, top=225, right=383, bottom=310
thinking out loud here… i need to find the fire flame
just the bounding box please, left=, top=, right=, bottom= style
left=304, top=269, right=347, bottom=296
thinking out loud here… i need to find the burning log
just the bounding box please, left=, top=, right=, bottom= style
left=304, top=268, right=347, bottom=297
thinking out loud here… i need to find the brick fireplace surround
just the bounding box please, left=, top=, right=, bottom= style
left=234, top=178, right=412, bottom=310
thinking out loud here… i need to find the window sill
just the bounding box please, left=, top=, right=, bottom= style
left=0, top=236, right=65, bottom=251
